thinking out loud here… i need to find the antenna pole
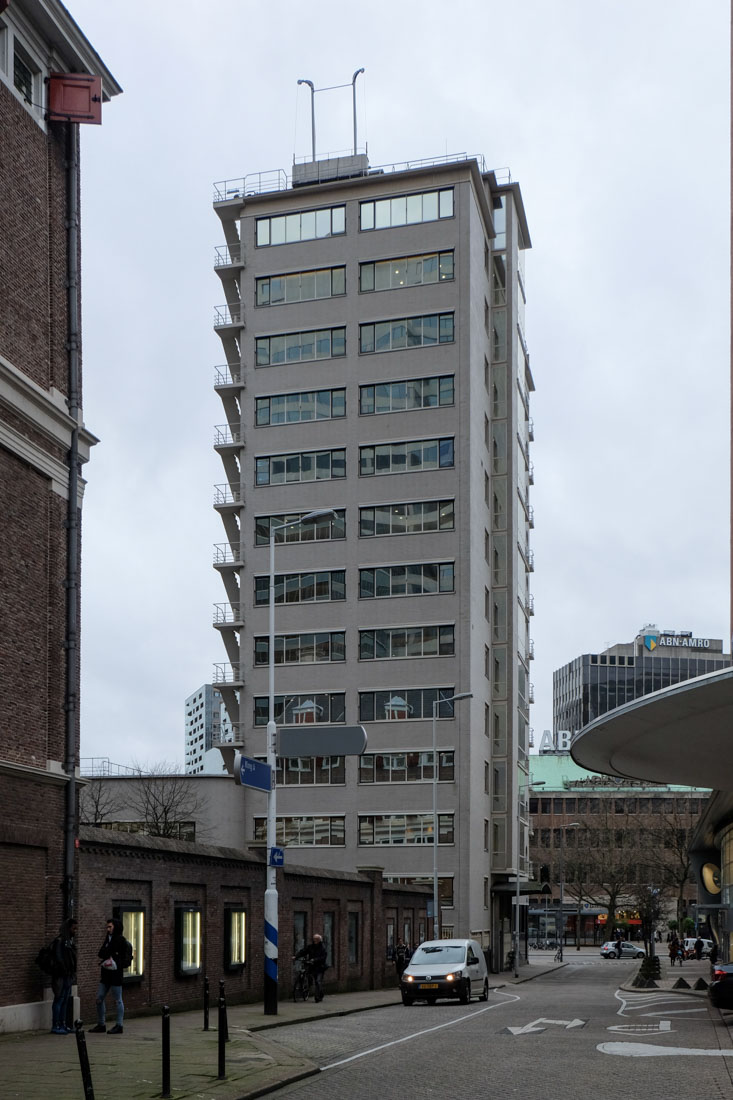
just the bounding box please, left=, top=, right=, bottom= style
left=352, top=68, right=364, bottom=155
left=298, top=79, right=316, bottom=161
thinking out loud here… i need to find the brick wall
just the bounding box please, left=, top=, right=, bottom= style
left=0, top=82, right=72, bottom=391
left=77, top=827, right=430, bottom=1017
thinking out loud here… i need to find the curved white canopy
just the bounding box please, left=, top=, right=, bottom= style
left=570, top=665, right=733, bottom=789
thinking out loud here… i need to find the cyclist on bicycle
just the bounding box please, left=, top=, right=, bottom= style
left=294, top=933, right=328, bottom=1002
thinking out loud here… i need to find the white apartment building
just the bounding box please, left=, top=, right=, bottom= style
left=211, top=152, right=534, bottom=963
left=184, top=683, right=232, bottom=775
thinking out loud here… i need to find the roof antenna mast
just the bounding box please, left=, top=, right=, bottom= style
left=297, top=70, right=365, bottom=163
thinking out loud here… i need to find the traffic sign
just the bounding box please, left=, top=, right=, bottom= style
left=269, top=847, right=284, bottom=867
left=234, top=753, right=272, bottom=792
left=278, top=725, right=367, bottom=757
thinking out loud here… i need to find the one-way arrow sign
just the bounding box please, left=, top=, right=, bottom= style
left=507, top=1018, right=585, bottom=1036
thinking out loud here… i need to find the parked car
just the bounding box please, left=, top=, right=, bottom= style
left=400, top=939, right=489, bottom=1005
left=600, top=940, right=645, bottom=959
left=683, top=937, right=714, bottom=958
left=709, top=963, right=733, bottom=1008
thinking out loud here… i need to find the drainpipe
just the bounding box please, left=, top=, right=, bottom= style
left=63, top=119, right=81, bottom=920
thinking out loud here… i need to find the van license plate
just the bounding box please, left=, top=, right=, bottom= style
left=419, top=983, right=439, bottom=989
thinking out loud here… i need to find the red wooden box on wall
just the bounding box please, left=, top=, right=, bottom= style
left=47, top=72, right=102, bottom=124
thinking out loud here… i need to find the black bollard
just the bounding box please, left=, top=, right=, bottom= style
left=217, top=990, right=226, bottom=1080
left=74, top=1020, right=95, bottom=1100
left=161, top=1005, right=171, bottom=1099
left=219, top=979, right=229, bottom=1043
left=203, top=976, right=210, bottom=1031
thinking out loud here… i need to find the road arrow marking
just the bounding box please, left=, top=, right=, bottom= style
left=507, top=1017, right=585, bottom=1035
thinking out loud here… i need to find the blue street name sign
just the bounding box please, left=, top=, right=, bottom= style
left=269, top=847, right=284, bottom=867
left=234, top=753, right=272, bottom=792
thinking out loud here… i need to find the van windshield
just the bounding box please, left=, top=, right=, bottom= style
left=411, top=945, right=465, bottom=965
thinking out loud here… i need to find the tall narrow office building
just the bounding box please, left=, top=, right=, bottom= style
left=212, top=152, right=533, bottom=958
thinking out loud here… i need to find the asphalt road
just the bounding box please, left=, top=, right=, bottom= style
left=266, top=957, right=733, bottom=1099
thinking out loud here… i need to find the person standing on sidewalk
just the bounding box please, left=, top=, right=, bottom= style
left=668, top=936, right=680, bottom=967
left=90, top=918, right=127, bottom=1034
left=50, top=919, right=77, bottom=1034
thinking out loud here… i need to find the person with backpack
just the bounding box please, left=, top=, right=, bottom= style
left=47, top=918, right=77, bottom=1034
left=90, top=917, right=131, bottom=1034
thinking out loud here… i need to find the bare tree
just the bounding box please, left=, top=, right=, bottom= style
left=79, top=779, right=125, bottom=825
left=127, top=761, right=207, bottom=840
left=636, top=798, right=702, bottom=927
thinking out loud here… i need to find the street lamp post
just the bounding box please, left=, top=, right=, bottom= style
left=514, top=780, right=544, bottom=978
left=265, top=508, right=337, bottom=1015
left=557, top=823, right=580, bottom=962
left=431, top=691, right=472, bottom=939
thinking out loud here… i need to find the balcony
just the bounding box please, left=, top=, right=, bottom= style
left=213, top=603, right=243, bottom=627
left=213, top=484, right=242, bottom=508
left=527, top=549, right=535, bottom=572
left=528, top=463, right=534, bottom=485
left=527, top=506, right=534, bottom=529
left=528, top=417, right=534, bottom=442
left=528, top=683, right=535, bottom=704
left=214, top=243, right=243, bottom=268
left=214, top=424, right=243, bottom=448
left=214, top=364, right=242, bottom=388
left=213, top=662, right=243, bottom=686
left=213, top=543, right=242, bottom=566
left=214, top=303, right=243, bottom=328
left=528, top=639, right=535, bottom=660
left=528, top=594, right=535, bottom=616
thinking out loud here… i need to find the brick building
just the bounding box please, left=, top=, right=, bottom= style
left=77, top=826, right=429, bottom=1014
left=0, top=2, right=120, bottom=1031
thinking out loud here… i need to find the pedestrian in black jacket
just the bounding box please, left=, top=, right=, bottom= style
left=90, top=918, right=127, bottom=1034
left=50, top=919, right=77, bottom=1034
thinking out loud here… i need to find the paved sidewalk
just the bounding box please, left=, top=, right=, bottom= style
left=0, top=988, right=401, bottom=1100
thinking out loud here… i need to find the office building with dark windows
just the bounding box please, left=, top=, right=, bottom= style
left=553, top=625, right=730, bottom=734
left=211, top=152, right=534, bottom=963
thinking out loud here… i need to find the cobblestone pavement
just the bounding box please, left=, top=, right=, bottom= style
left=263, top=954, right=733, bottom=1099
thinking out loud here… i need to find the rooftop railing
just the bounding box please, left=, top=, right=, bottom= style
left=213, top=154, right=511, bottom=200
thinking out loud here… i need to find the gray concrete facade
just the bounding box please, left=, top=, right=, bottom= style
left=211, top=154, right=533, bottom=961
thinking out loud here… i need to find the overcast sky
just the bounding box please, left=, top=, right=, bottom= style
left=69, top=0, right=730, bottom=767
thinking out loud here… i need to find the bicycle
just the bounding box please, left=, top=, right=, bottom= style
left=292, top=959, right=315, bottom=1001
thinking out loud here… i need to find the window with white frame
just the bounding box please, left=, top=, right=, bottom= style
left=256, top=266, right=345, bottom=305
left=358, top=813, right=454, bottom=845
left=359, top=499, right=454, bottom=537
left=358, top=686, right=456, bottom=722
left=255, top=510, right=345, bottom=545
left=256, top=205, right=345, bottom=247
left=253, top=815, right=345, bottom=846
left=359, top=625, right=454, bottom=660
left=256, top=326, right=345, bottom=366
left=254, top=569, right=346, bottom=605
left=359, top=313, right=454, bottom=354
left=359, top=562, right=454, bottom=598
left=359, top=376, right=454, bottom=415
left=359, top=251, right=454, bottom=292
left=255, top=448, right=345, bottom=485
left=359, top=188, right=453, bottom=231
left=255, top=388, right=345, bottom=426
left=254, top=631, right=345, bottom=665
left=359, top=438, right=453, bottom=477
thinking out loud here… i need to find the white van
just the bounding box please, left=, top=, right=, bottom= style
left=683, top=937, right=714, bottom=958
left=400, top=938, right=489, bottom=1005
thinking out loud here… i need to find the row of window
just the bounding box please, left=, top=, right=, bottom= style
left=252, top=375, right=454, bottom=426
left=252, top=624, right=456, bottom=665
left=254, top=188, right=455, bottom=249
left=252, top=688, right=464, bottom=726
left=253, top=313, right=455, bottom=366
left=531, top=796, right=702, bottom=816
left=252, top=561, right=454, bottom=604
left=253, top=251, right=455, bottom=307
left=253, top=438, right=455, bottom=485
left=255, top=751, right=455, bottom=788
left=112, top=906, right=245, bottom=980
left=253, top=812, right=455, bottom=847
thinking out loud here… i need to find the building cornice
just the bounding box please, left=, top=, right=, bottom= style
left=15, top=0, right=122, bottom=100
left=0, top=355, right=98, bottom=498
